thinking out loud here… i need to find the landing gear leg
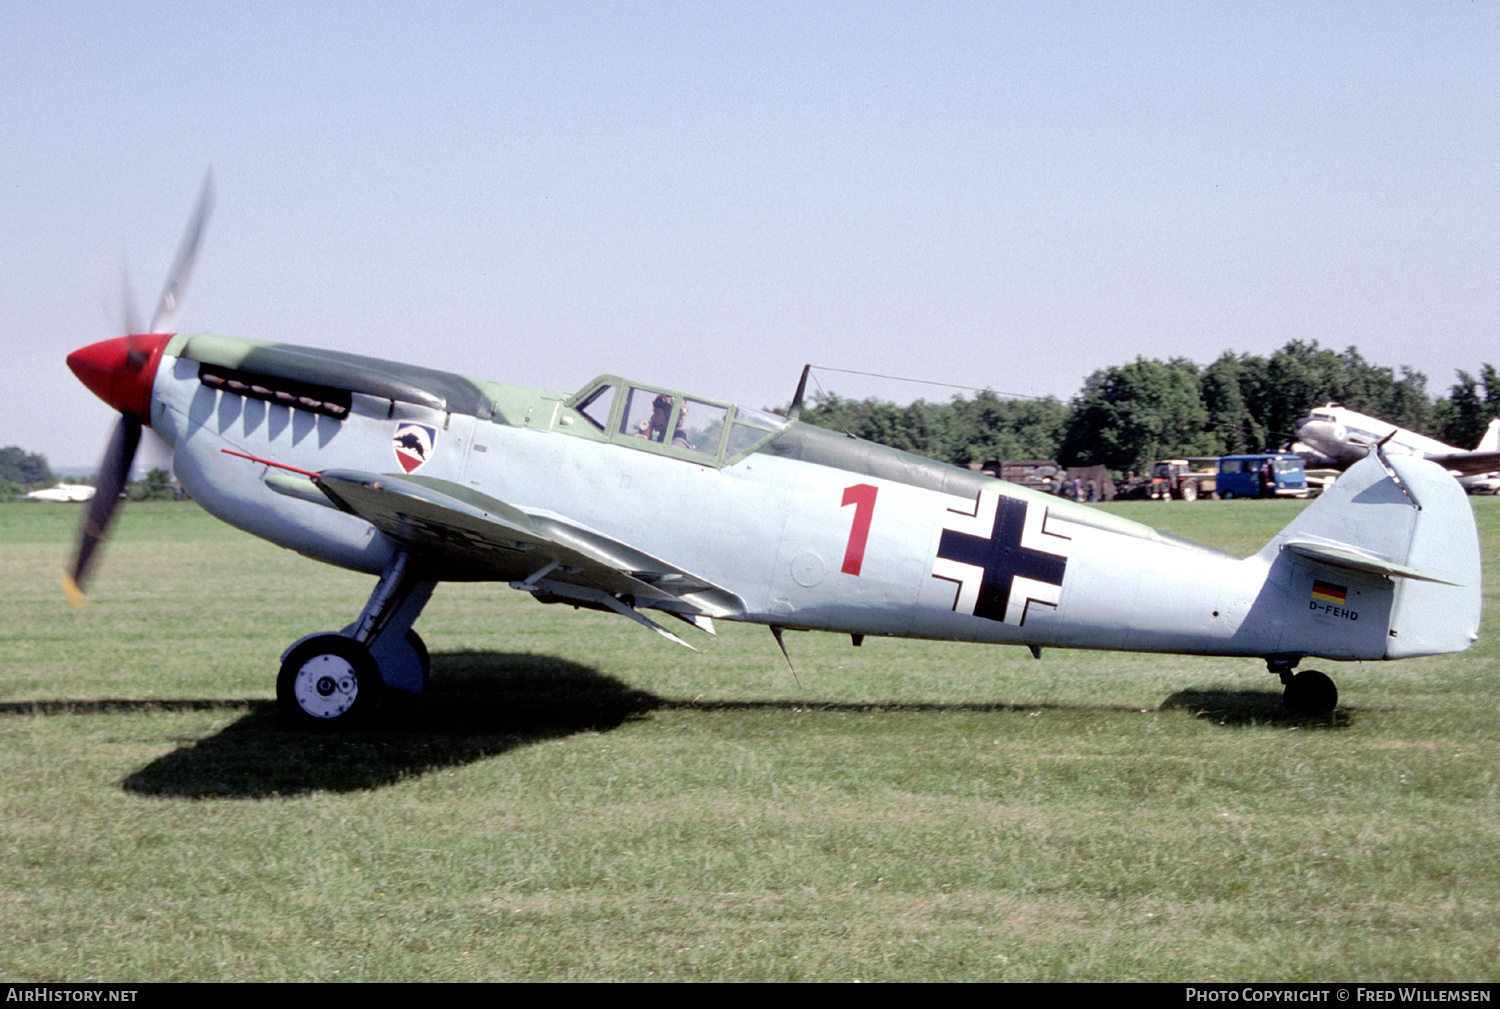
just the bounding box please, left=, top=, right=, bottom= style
left=277, top=549, right=436, bottom=728
left=342, top=550, right=435, bottom=696
left=1267, top=656, right=1338, bottom=715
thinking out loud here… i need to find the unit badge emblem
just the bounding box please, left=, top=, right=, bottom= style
left=393, top=423, right=437, bottom=474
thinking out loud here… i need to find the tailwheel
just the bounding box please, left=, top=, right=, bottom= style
left=277, top=634, right=381, bottom=729
left=1283, top=669, right=1338, bottom=716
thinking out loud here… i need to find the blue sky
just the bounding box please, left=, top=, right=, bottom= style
left=4, top=2, right=1497, bottom=468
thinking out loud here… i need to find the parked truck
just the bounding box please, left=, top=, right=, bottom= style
left=1115, top=459, right=1218, bottom=501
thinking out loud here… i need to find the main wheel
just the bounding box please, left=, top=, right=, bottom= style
left=1283, top=669, right=1338, bottom=716
left=1182, top=481, right=1199, bottom=502
left=406, top=629, right=431, bottom=686
left=1221, top=490, right=1235, bottom=500
left=277, top=634, right=381, bottom=729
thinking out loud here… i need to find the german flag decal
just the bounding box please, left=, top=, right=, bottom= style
left=1311, top=579, right=1347, bottom=605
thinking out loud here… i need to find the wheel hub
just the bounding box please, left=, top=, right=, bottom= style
left=293, top=653, right=359, bottom=719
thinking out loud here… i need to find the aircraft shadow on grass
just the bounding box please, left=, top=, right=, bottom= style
left=3, top=653, right=1347, bottom=801
left=1161, top=688, right=1352, bottom=729
left=116, top=651, right=658, bottom=799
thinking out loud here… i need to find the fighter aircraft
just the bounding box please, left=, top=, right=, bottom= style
left=1292, top=403, right=1500, bottom=493
left=61, top=187, right=1483, bottom=727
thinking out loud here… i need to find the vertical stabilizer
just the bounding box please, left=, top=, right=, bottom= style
left=1256, top=453, right=1481, bottom=659
left=1477, top=417, right=1500, bottom=453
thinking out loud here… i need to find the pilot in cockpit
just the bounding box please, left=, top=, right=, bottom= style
left=640, top=394, right=692, bottom=449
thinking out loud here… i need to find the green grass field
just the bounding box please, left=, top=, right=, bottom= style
left=1, top=497, right=1497, bottom=981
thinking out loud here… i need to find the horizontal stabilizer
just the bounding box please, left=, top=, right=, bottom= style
left=1281, top=539, right=1462, bottom=585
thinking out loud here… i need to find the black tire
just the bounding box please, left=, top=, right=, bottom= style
left=405, top=629, right=431, bottom=686
left=277, top=634, right=381, bottom=729
left=1283, top=669, right=1338, bottom=716
left=1221, top=490, right=1235, bottom=500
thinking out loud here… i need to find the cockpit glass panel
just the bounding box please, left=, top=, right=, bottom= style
left=727, top=423, right=772, bottom=457
left=576, top=385, right=615, bottom=430
left=732, top=406, right=788, bottom=430
left=620, top=387, right=671, bottom=442
left=679, top=399, right=727, bottom=455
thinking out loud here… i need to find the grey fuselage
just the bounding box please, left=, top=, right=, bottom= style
left=147, top=334, right=1479, bottom=664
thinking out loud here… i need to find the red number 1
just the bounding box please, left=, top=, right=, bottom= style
left=841, top=484, right=878, bottom=576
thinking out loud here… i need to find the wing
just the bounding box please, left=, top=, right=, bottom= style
left=284, top=468, right=745, bottom=620
left=1428, top=450, right=1500, bottom=477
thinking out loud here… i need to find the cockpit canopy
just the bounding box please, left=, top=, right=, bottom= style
left=566, top=376, right=787, bottom=464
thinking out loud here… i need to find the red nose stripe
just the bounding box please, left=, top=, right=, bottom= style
left=66, top=334, right=172, bottom=421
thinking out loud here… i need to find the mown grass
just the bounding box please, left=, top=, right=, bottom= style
left=1, top=497, right=1497, bottom=981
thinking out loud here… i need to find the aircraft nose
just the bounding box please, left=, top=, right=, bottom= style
left=66, top=333, right=172, bottom=422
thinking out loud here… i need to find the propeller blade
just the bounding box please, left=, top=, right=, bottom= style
left=63, top=414, right=141, bottom=606
left=66, top=177, right=213, bottom=604
left=145, top=171, right=214, bottom=337
left=120, top=258, right=142, bottom=338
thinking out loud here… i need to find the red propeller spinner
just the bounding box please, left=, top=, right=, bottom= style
left=66, top=333, right=173, bottom=422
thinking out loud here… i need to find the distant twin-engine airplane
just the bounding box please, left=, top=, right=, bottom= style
left=1292, top=403, right=1500, bottom=493
left=62, top=181, right=1483, bottom=728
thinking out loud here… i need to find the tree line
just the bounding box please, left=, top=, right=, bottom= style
left=1, top=447, right=176, bottom=501
left=0, top=446, right=55, bottom=497
left=796, top=340, right=1500, bottom=476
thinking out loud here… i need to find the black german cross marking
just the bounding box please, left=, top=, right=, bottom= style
left=934, top=495, right=1069, bottom=624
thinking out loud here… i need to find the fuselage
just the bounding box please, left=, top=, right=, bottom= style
left=103, top=332, right=1420, bottom=665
